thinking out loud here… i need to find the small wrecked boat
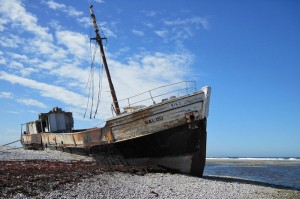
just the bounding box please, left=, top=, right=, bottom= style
left=21, top=5, right=211, bottom=177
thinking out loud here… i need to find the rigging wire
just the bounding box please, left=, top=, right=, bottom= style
left=89, top=63, right=94, bottom=119
left=84, top=40, right=92, bottom=118
left=89, top=43, right=98, bottom=119
left=93, top=62, right=104, bottom=118
left=84, top=37, right=98, bottom=118
left=93, top=35, right=108, bottom=118
left=84, top=4, right=110, bottom=119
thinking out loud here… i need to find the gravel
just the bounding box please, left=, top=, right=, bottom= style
left=0, top=146, right=74, bottom=161
left=1, top=146, right=299, bottom=199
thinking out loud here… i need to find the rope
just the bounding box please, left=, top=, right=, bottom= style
left=84, top=41, right=98, bottom=118
left=2, top=140, right=20, bottom=146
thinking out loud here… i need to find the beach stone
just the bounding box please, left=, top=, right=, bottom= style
left=1, top=146, right=299, bottom=198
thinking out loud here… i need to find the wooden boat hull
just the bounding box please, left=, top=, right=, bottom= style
left=22, top=118, right=207, bottom=176
left=21, top=87, right=211, bottom=177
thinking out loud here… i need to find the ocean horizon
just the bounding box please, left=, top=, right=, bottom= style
left=207, top=157, right=300, bottom=161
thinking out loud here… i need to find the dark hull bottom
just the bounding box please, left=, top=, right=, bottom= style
left=27, top=119, right=207, bottom=176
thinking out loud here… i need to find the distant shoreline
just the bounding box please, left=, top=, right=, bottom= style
left=206, top=158, right=300, bottom=165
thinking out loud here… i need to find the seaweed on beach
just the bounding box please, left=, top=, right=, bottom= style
left=0, top=160, right=168, bottom=197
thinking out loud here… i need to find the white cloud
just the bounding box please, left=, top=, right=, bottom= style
left=98, top=22, right=117, bottom=38
left=0, top=71, right=87, bottom=108
left=67, top=6, right=84, bottom=17
left=0, top=17, right=8, bottom=31
left=17, top=98, right=47, bottom=108
left=132, top=29, right=144, bottom=36
left=94, top=0, right=105, bottom=3
left=7, top=60, right=38, bottom=77
left=49, top=20, right=62, bottom=30
left=55, top=30, right=89, bottom=58
left=0, top=92, right=46, bottom=109
left=143, top=22, right=154, bottom=28
left=9, top=61, right=24, bottom=69
left=45, top=1, right=115, bottom=35
left=0, top=0, right=196, bottom=122
left=0, top=0, right=53, bottom=41
left=22, top=38, right=68, bottom=60
left=77, top=17, right=91, bottom=28
left=164, top=17, right=209, bottom=30
left=0, top=91, right=13, bottom=99
left=46, top=0, right=66, bottom=10
left=19, top=67, right=39, bottom=77
left=141, top=10, right=157, bottom=17
left=153, top=16, right=209, bottom=43
left=39, top=61, right=57, bottom=69
left=46, top=0, right=89, bottom=28
left=108, top=51, right=194, bottom=108
left=9, top=53, right=28, bottom=60
left=0, top=58, right=6, bottom=65
left=0, top=34, right=23, bottom=48
left=51, top=63, right=90, bottom=88
left=46, top=1, right=83, bottom=17
left=0, top=52, right=6, bottom=65
left=154, top=30, right=168, bottom=38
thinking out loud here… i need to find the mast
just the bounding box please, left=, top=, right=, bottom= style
left=89, top=5, right=121, bottom=115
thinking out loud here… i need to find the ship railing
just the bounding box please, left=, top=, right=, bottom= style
left=115, top=81, right=197, bottom=111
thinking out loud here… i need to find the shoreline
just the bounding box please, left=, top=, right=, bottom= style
left=1, top=146, right=300, bottom=198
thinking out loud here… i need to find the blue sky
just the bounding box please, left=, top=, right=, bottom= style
left=0, top=0, right=299, bottom=157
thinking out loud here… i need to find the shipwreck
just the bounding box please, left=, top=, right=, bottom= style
left=21, top=5, right=211, bottom=177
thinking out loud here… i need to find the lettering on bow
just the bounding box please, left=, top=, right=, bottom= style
left=145, top=116, right=164, bottom=125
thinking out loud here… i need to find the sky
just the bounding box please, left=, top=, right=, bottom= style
left=0, top=0, right=299, bottom=157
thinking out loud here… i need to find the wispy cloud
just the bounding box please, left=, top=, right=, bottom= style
left=55, top=30, right=89, bottom=58
left=94, top=0, right=105, bottom=3
left=132, top=29, right=144, bottom=36
left=152, top=16, right=209, bottom=43
left=46, top=0, right=83, bottom=17
left=0, top=92, right=13, bottom=99
left=154, top=30, right=168, bottom=38
left=45, top=0, right=91, bottom=28
left=141, top=10, right=157, bottom=17
left=164, top=17, right=209, bottom=30
left=0, top=91, right=46, bottom=108
left=46, top=0, right=65, bottom=10
left=16, top=98, right=47, bottom=108
left=0, top=17, right=8, bottom=31
left=0, top=0, right=196, bottom=122
left=0, top=71, right=87, bottom=108
left=0, top=34, right=24, bottom=48
left=0, top=0, right=53, bottom=41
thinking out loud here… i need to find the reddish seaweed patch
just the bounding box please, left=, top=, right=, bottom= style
left=0, top=160, right=168, bottom=197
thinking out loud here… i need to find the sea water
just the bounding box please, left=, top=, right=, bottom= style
left=204, top=158, right=300, bottom=189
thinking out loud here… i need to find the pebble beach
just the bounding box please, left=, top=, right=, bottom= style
left=1, top=146, right=299, bottom=199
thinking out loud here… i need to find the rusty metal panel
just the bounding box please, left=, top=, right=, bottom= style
left=55, top=133, right=76, bottom=147
left=73, top=128, right=102, bottom=147
left=22, top=134, right=31, bottom=144
left=41, top=134, right=49, bottom=145
left=106, top=130, right=114, bottom=143
left=22, top=134, right=41, bottom=144
left=47, top=134, right=57, bottom=146
left=82, top=128, right=102, bottom=147
left=73, top=133, right=84, bottom=147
